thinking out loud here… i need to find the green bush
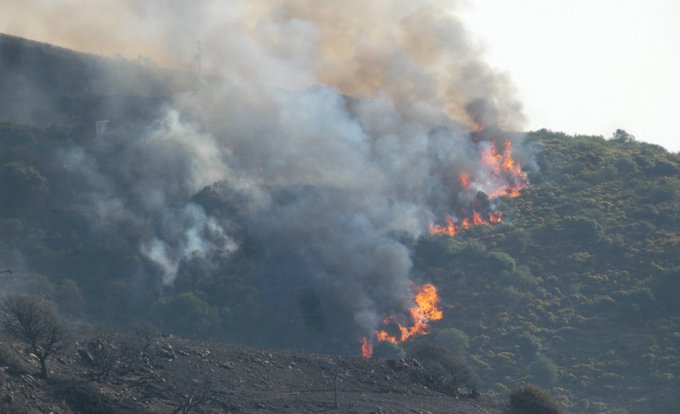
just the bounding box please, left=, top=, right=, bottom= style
left=649, top=266, right=680, bottom=312
left=409, top=343, right=479, bottom=395
left=434, top=327, right=470, bottom=356
left=508, top=384, right=564, bottom=414
left=516, top=332, right=542, bottom=359
left=372, top=341, right=405, bottom=359
left=614, top=157, right=639, bottom=174
left=151, top=292, right=220, bottom=338
left=529, top=355, right=559, bottom=385
left=488, top=251, right=516, bottom=273
left=562, top=216, right=605, bottom=245
left=510, top=266, right=539, bottom=289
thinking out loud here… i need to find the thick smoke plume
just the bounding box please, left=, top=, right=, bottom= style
left=2, top=0, right=532, bottom=350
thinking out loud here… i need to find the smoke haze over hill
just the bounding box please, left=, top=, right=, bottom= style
left=0, top=1, right=534, bottom=351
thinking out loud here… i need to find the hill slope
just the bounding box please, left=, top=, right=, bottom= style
left=2, top=33, right=680, bottom=414
left=0, top=332, right=498, bottom=414
left=416, top=129, right=680, bottom=412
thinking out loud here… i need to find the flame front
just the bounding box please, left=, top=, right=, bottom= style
left=361, top=336, right=373, bottom=358
left=481, top=140, right=528, bottom=199
left=429, top=211, right=504, bottom=236
left=362, top=283, right=443, bottom=357
left=363, top=139, right=525, bottom=357
left=429, top=217, right=457, bottom=237
left=429, top=139, right=527, bottom=238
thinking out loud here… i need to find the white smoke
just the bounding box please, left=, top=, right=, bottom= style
left=3, top=0, right=534, bottom=345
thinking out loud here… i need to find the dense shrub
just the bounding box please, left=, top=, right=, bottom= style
left=151, top=292, right=220, bottom=338
left=614, top=156, right=639, bottom=174
left=372, top=341, right=405, bottom=359
left=409, top=343, right=479, bottom=395
left=434, top=327, right=470, bottom=356
left=488, top=251, right=516, bottom=273
left=562, top=216, right=605, bottom=245
left=529, top=355, right=559, bottom=385
left=649, top=266, right=680, bottom=312
left=508, top=384, right=564, bottom=414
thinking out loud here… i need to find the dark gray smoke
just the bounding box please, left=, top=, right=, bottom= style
left=2, top=0, right=533, bottom=349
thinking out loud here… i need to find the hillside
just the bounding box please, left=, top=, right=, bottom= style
left=0, top=33, right=188, bottom=125
left=0, top=331, right=497, bottom=414
left=415, top=130, right=680, bottom=412
left=2, top=33, right=680, bottom=414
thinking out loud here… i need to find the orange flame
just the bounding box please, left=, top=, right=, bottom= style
left=429, top=217, right=457, bottom=237
left=428, top=139, right=526, bottom=238
left=481, top=140, right=528, bottom=199
left=368, top=283, right=443, bottom=355
left=472, top=211, right=484, bottom=225
left=429, top=210, right=504, bottom=237
left=459, top=172, right=470, bottom=190
left=414, top=283, right=443, bottom=321
left=361, top=337, right=373, bottom=358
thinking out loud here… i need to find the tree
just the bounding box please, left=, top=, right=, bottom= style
left=610, top=129, right=636, bottom=143
left=1, top=295, right=69, bottom=379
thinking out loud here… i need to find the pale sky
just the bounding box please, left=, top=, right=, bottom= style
left=1, top=1, right=678, bottom=152
left=458, top=0, right=680, bottom=152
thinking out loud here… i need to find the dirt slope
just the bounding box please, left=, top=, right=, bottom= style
left=0, top=333, right=502, bottom=414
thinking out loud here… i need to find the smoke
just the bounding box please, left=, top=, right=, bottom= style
left=2, top=0, right=533, bottom=349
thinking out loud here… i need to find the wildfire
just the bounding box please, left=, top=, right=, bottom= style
left=489, top=211, right=503, bottom=223
left=361, top=283, right=443, bottom=358
left=361, top=337, right=373, bottom=358
left=459, top=172, right=471, bottom=190
left=429, top=211, right=504, bottom=237
left=429, top=139, right=527, bottom=238
left=481, top=140, right=528, bottom=199
left=362, top=139, right=526, bottom=357
left=429, top=217, right=457, bottom=237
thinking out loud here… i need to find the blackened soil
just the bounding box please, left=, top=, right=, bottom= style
left=0, top=334, right=502, bottom=413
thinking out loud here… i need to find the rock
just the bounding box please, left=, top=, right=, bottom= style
left=77, top=348, right=95, bottom=364
left=159, top=346, right=176, bottom=360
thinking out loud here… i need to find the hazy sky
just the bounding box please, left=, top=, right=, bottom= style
left=1, top=1, right=678, bottom=152
left=458, top=0, right=680, bottom=152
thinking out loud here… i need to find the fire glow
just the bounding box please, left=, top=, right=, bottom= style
left=429, top=139, right=527, bottom=238
left=361, top=283, right=443, bottom=358
left=361, top=139, right=527, bottom=357
left=482, top=140, right=528, bottom=199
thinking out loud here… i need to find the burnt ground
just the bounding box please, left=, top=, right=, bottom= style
left=0, top=332, right=504, bottom=414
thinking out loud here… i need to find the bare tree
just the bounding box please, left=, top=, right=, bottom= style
left=171, top=377, right=212, bottom=414
left=1, top=295, right=69, bottom=379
